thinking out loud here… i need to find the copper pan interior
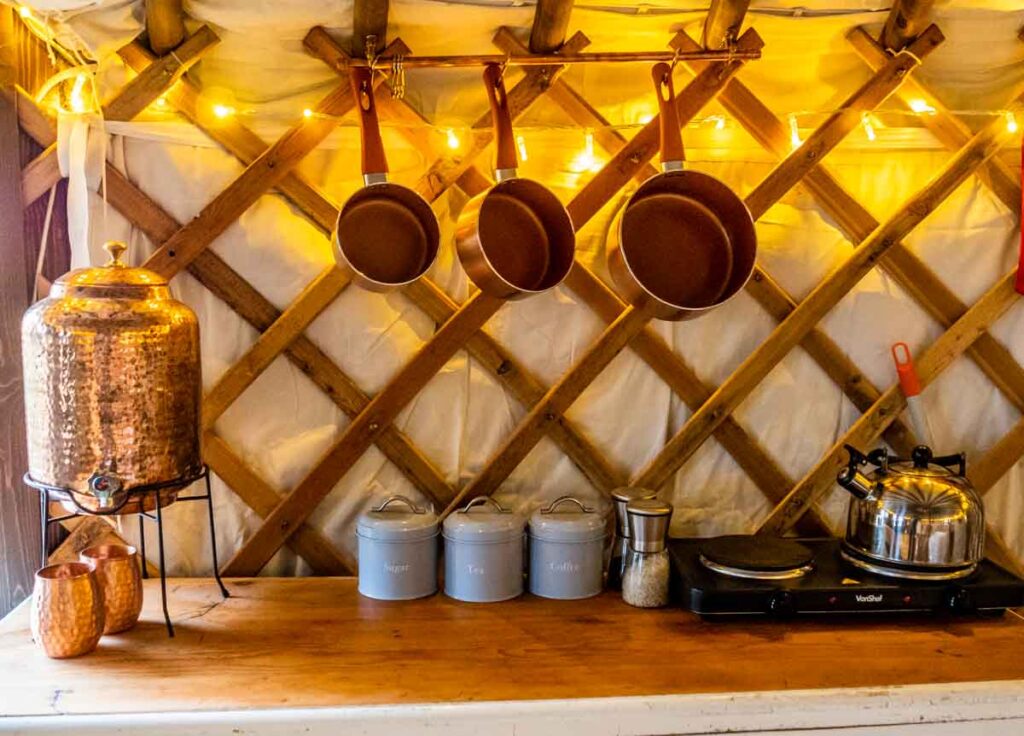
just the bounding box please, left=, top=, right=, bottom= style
left=621, top=170, right=756, bottom=308
left=620, top=192, right=732, bottom=309
left=335, top=183, right=440, bottom=287
left=476, top=178, right=575, bottom=293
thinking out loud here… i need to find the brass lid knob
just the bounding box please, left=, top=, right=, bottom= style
left=103, top=241, right=128, bottom=267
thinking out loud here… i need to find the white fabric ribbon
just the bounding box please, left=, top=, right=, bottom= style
left=57, top=109, right=106, bottom=257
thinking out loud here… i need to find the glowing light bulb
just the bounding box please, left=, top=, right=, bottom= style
left=861, top=112, right=876, bottom=142
left=156, top=96, right=167, bottom=108
left=69, top=74, right=88, bottom=114
left=446, top=128, right=460, bottom=150
left=303, top=108, right=313, bottom=119
left=639, top=113, right=654, bottom=125
left=908, top=98, right=935, bottom=115
left=516, top=134, right=528, bottom=162
left=1006, top=111, right=1019, bottom=134
left=18, top=5, right=32, bottom=18
left=212, top=103, right=235, bottom=119
left=710, top=115, right=726, bottom=130
left=570, top=131, right=603, bottom=174
left=788, top=114, right=802, bottom=149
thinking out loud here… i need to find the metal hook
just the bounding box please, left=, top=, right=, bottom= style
left=669, top=45, right=681, bottom=73
left=498, top=52, right=511, bottom=82
left=391, top=53, right=406, bottom=99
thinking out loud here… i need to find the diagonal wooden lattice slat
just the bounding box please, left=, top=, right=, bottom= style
left=14, top=5, right=1024, bottom=579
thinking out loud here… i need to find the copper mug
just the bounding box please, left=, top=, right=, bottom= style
left=80, top=544, right=143, bottom=634
left=30, top=562, right=105, bottom=658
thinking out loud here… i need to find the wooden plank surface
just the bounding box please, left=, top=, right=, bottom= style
left=0, top=577, right=1022, bottom=717
left=0, top=78, right=38, bottom=618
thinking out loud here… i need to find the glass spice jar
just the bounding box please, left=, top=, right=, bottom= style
left=608, top=487, right=657, bottom=590
left=621, top=498, right=673, bottom=608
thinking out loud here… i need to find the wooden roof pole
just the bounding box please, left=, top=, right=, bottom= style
left=529, top=0, right=574, bottom=53
left=145, top=0, right=185, bottom=56
left=880, top=0, right=935, bottom=51
left=353, top=0, right=389, bottom=56
left=703, top=0, right=751, bottom=49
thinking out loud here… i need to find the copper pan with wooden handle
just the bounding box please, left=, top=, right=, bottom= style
left=455, top=64, right=575, bottom=299
left=608, top=63, right=756, bottom=321
left=333, top=66, right=440, bottom=291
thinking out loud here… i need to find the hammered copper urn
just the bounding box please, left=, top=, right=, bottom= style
left=21, top=241, right=202, bottom=514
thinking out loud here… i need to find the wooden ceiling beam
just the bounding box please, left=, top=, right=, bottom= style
left=529, top=0, right=574, bottom=53
left=353, top=0, right=389, bottom=57
left=880, top=0, right=935, bottom=51
left=145, top=0, right=185, bottom=56
left=703, top=0, right=751, bottom=49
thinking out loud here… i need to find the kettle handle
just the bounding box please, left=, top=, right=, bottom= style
left=929, top=450, right=967, bottom=476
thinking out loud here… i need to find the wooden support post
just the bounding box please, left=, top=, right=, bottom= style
left=353, top=0, right=389, bottom=56
left=881, top=0, right=935, bottom=51
left=146, top=0, right=186, bottom=56
left=703, top=0, right=751, bottom=49
left=0, top=80, right=38, bottom=615
left=529, top=0, right=574, bottom=53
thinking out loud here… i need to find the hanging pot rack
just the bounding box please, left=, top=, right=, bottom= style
left=342, top=48, right=761, bottom=69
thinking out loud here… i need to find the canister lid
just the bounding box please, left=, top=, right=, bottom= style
left=357, top=496, right=439, bottom=541
left=52, top=241, right=170, bottom=300
left=443, top=497, right=524, bottom=543
left=529, top=496, right=606, bottom=543
left=611, top=487, right=657, bottom=504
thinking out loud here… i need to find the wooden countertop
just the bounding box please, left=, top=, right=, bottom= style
left=1, top=577, right=1023, bottom=719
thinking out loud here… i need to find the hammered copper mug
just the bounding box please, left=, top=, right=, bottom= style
left=80, top=544, right=143, bottom=634
left=30, top=562, right=105, bottom=658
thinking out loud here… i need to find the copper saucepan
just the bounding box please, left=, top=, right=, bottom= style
left=608, top=63, right=756, bottom=321
left=455, top=64, right=575, bottom=299
left=333, top=66, right=440, bottom=291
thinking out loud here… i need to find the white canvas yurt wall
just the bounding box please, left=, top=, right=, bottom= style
left=14, top=0, right=1024, bottom=576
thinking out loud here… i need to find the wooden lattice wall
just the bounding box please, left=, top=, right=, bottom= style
left=12, top=0, right=1024, bottom=578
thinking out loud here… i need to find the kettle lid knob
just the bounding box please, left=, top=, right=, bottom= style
left=911, top=445, right=933, bottom=468
left=103, top=241, right=128, bottom=267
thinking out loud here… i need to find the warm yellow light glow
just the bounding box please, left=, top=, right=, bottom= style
left=156, top=96, right=167, bottom=108
left=861, top=112, right=876, bottom=142
left=639, top=113, right=654, bottom=125
left=570, top=131, right=603, bottom=174
left=18, top=5, right=32, bottom=18
left=212, top=103, right=235, bottom=119
left=712, top=115, right=726, bottom=130
left=303, top=108, right=313, bottom=119
left=446, top=128, right=460, bottom=150
left=69, top=74, right=88, bottom=114
left=788, top=114, right=801, bottom=149
left=516, top=134, right=528, bottom=162
left=1006, top=111, right=1019, bottom=134
left=908, top=98, right=935, bottom=115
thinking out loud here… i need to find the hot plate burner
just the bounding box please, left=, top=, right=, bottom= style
left=699, top=535, right=815, bottom=580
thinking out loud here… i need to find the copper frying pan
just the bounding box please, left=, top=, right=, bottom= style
left=333, top=66, right=440, bottom=291
left=455, top=64, right=575, bottom=299
left=608, top=63, right=756, bottom=321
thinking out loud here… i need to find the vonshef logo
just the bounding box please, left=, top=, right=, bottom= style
left=855, top=593, right=883, bottom=603
left=385, top=562, right=410, bottom=574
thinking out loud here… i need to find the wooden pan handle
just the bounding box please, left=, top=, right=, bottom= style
left=484, top=63, right=517, bottom=172
left=349, top=65, right=388, bottom=176
left=652, top=62, right=684, bottom=165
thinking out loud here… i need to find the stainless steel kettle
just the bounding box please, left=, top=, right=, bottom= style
left=836, top=444, right=984, bottom=580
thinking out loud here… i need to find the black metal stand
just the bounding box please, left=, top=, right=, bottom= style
left=26, top=466, right=229, bottom=637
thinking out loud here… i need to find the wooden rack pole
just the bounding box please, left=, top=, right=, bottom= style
left=145, top=0, right=185, bottom=56
left=881, top=0, right=935, bottom=51
left=703, top=0, right=750, bottom=49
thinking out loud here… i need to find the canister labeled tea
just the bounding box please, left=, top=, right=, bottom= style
left=528, top=496, right=606, bottom=600
left=357, top=496, right=439, bottom=600
left=443, top=497, right=524, bottom=603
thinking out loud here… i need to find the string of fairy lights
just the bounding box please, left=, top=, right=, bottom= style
left=16, top=2, right=1024, bottom=175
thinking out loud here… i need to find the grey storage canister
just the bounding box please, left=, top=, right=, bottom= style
left=357, top=496, right=439, bottom=600
left=443, top=497, right=524, bottom=603
left=529, top=496, right=606, bottom=600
